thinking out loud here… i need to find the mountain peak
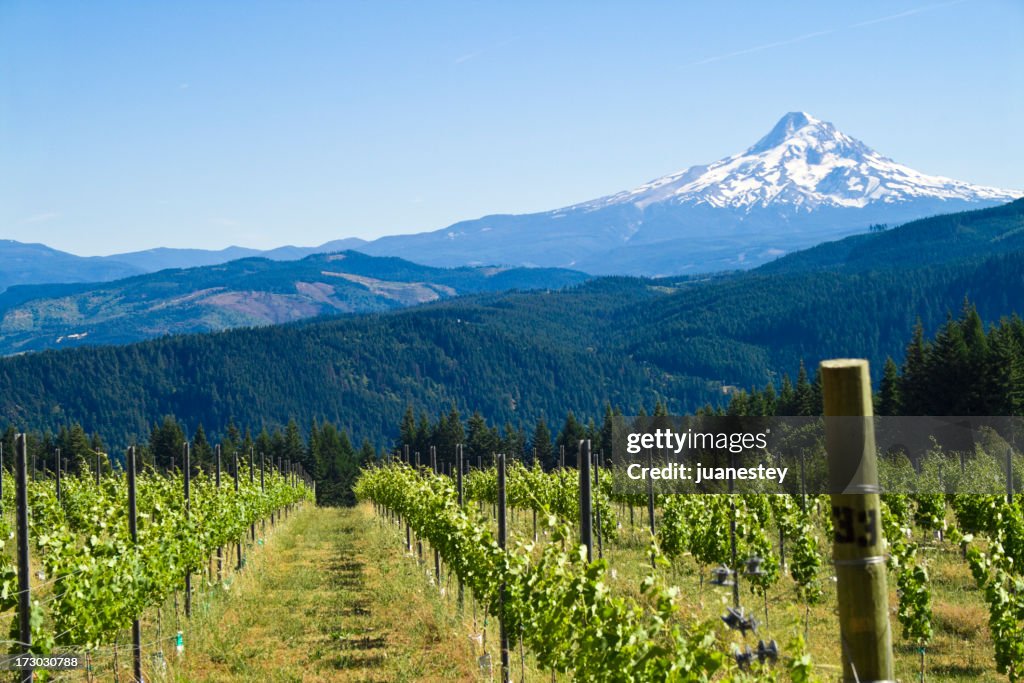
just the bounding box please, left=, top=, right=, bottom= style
left=360, top=113, right=1022, bottom=276
left=581, top=112, right=1019, bottom=215
left=747, top=111, right=834, bottom=154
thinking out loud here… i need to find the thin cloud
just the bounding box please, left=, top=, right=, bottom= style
left=684, top=0, right=971, bottom=68
left=453, top=35, right=522, bottom=65
left=689, top=30, right=836, bottom=66
left=23, top=211, right=61, bottom=224
left=849, top=0, right=969, bottom=28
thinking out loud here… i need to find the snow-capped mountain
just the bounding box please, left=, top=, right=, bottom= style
left=586, top=112, right=1015, bottom=212
left=361, top=113, right=1021, bottom=275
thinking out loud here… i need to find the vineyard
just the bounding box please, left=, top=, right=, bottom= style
left=0, top=437, right=313, bottom=681
left=356, top=440, right=1024, bottom=682
left=0, top=368, right=1020, bottom=681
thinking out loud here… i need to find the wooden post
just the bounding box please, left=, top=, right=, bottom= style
left=1007, top=446, right=1014, bottom=505
left=456, top=444, right=464, bottom=612
left=578, top=440, right=593, bottom=563
left=647, top=448, right=656, bottom=568
left=250, top=447, right=256, bottom=542
left=128, top=446, right=143, bottom=683
left=55, top=447, right=62, bottom=503
left=593, top=449, right=603, bottom=560
left=497, top=453, right=510, bottom=683
left=432, top=447, right=440, bottom=584
left=184, top=442, right=192, bottom=618
left=15, top=434, right=33, bottom=682
left=729, top=452, right=740, bottom=609
left=820, top=359, right=894, bottom=683
left=235, top=452, right=243, bottom=570
left=216, top=445, right=222, bottom=580
left=532, top=448, right=538, bottom=542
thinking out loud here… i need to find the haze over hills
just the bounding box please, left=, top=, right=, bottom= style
left=0, top=240, right=144, bottom=291
left=0, top=252, right=588, bottom=355
left=0, top=199, right=1021, bottom=447
left=0, top=238, right=367, bottom=292
left=106, top=238, right=369, bottom=272
left=360, top=112, right=1020, bottom=275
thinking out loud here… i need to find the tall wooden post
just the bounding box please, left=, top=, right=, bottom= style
left=234, top=452, right=242, bottom=570
left=1007, top=446, right=1014, bottom=504
left=216, top=445, right=222, bottom=580
left=578, top=440, right=593, bottom=563
left=820, top=359, right=894, bottom=683
left=55, top=447, right=62, bottom=503
left=128, top=446, right=143, bottom=683
left=249, top=447, right=256, bottom=541
left=432, top=448, right=440, bottom=584
left=647, top=448, right=656, bottom=568
left=593, top=449, right=603, bottom=560
left=184, top=442, right=192, bottom=618
left=497, top=453, right=510, bottom=683
left=456, top=444, right=464, bottom=612
left=15, top=434, right=33, bottom=682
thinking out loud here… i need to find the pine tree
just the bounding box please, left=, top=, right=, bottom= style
left=555, top=411, right=587, bottom=464
left=926, top=314, right=971, bottom=413
left=501, top=422, right=525, bottom=459
left=440, top=404, right=466, bottom=461
left=762, top=382, right=777, bottom=416
left=466, top=411, right=499, bottom=464
left=414, top=411, right=431, bottom=460
left=598, top=404, right=616, bottom=457
left=778, top=374, right=796, bottom=414
left=283, top=419, right=305, bottom=471
left=877, top=357, right=901, bottom=416
left=900, top=320, right=928, bottom=415
left=358, top=438, right=377, bottom=467
left=400, top=405, right=417, bottom=450
left=255, top=428, right=273, bottom=465
left=531, top=418, right=555, bottom=469
left=148, top=416, right=185, bottom=471
left=192, top=423, right=213, bottom=471
left=794, top=361, right=815, bottom=416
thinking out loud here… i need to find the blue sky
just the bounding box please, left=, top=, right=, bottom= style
left=2, top=0, right=1021, bottom=255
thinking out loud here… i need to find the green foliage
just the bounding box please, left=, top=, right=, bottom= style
left=0, top=464, right=310, bottom=659
left=356, top=464, right=731, bottom=681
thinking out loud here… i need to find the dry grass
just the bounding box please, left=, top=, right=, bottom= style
left=45, top=504, right=482, bottom=682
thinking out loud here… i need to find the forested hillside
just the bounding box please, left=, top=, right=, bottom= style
left=0, top=251, right=589, bottom=353
left=5, top=302, right=1020, bottom=506
left=0, top=202, right=1021, bottom=455
left=758, top=197, right=1024, bottom=274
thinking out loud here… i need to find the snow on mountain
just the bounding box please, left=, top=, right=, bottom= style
left=360, top=112, right=1022, bottom=275
left=583, top=112, right=1018, bottom=213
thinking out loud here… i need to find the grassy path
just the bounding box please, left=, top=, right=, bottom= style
left=166, top=504, right=477, bottom=682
